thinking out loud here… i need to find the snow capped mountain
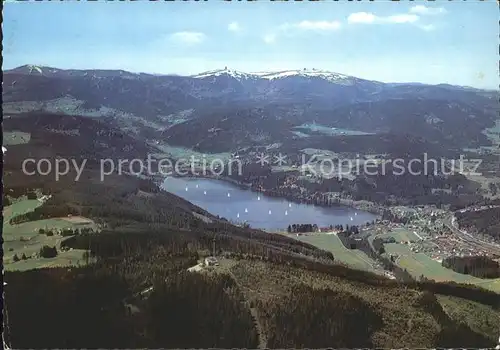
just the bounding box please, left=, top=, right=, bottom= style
left=252, top=69, right=350, bottom=83
left=27, top=64, right=44, bottom=74
left=191, top=67, right=353, bottom=83
left=191, top=68, right=258, bottom=81
left=9, top=64, right=47, bottom=75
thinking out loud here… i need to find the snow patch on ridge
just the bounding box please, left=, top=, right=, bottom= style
left=191, top=67, right=352, bottom=83
left=27, top=65, right=43, bottom=75
left=191, top=68, right=257, bottom=80
left=252, top=69, right=350, bottom=82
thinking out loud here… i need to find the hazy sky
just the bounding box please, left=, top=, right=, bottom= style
left=3, top=1, right=498, bottom=89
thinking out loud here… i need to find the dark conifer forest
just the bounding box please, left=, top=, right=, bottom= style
left=3, top=109, right=500, bottom=349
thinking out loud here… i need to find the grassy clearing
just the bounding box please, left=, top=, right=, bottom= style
left=5, top=249, right=90, bottom=272
left=472, top=278, right=500, bottom=293
left=297, top=234, right=380, bottom=273
left=3, top=199, right=97, bottom=271
left=152, top=144, right=232, bottom=163
left=483, top=119, right=500, bottom=145
left=377, top=228, right=421, bottom=242
left=3, top=131, right=31, bottom=145
left=384, top=243, right=500, bottom=293
left=4, top=217, right=96, bottom=238
left=294, top=123, right=373, bottom=136
left=3, top=101, right=44, bottom=114
left=61, top=216, right=95, bottom=224
left=437, top=294, right=500, bottom=338
left=4, top=98, right=124, bottom=119
left=3, top=199, right=43, bottom=222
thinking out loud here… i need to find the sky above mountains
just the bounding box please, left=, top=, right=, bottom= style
left=3, top=1, right=498, bottom=89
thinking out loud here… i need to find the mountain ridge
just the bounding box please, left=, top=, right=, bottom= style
left=6, top=64, right=497, bottom=91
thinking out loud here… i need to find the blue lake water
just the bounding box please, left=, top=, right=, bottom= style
left=161, top=177, right=377, bottom=230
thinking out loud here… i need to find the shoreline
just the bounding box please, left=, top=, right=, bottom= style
left=153, top=172, right=384, bottom=218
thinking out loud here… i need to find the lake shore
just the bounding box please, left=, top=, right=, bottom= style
left=153, top=172, right=383, bottom=218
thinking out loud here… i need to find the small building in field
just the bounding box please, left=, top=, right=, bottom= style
left=204, top=256, right=219, bottom=266
left=187, top=264, right=204, bottom=272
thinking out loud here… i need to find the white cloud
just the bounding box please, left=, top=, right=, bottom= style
left=347, top=12, right=377, bottom=24
left=295, top=20, right=341, bottom=31
left=410, top=5, right=447, bottom=16
left=348, top=12, right=419, bottom=25
left=263, top=33, right=276, bottom=44
left=228, top=22, right=241, bottom=32
left=170, top=31, right=205, bottom=45
left=418, top=24, right=436, bottom=32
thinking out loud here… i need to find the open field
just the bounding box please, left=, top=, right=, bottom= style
left=4, top=230, right=64, bottom=260
left=61, top=216, right=95, bottom=224
left=3, top=199, right=97, bottom=271
left=3, top=131, right=31, bottom=145
left=5, top=249, right=90, bottom=272
left=4, top=217, right=96, bottom=238
left=472, top=277, right=500, bottom=293
left=153, top=144, right=232, bottom=163
left=3, top=199, right=43, bottom=222
left=377, top=228, right=422, bottom=242
left=384, top=243, right=500, bottom=293
left=294, top=123, right=373, bottom=136
left=437, top=294, right=500, bottom=338
left=296, top=233, right=381, bottom=273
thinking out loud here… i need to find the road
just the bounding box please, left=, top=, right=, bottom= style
left=443, top=214, right=500, bottom=256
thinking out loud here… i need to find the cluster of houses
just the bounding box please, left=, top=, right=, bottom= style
left=38, top=194, right=52, bottom=203
left=204, top=256, right=219, bottom=266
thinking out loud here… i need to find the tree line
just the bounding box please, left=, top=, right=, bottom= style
left=286, top=224, right=360, bottom=234
left=442, top=255, right=500, bottom=279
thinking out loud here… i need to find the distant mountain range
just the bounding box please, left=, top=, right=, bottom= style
left=5, top=66, right=500, bottom=350
left=190, top=68, right=355, bottom=83
left=3, top=64, right=498, bottom=155
left=8, top=65, right=496, bottom=91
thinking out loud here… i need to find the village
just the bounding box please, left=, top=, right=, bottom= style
left=271, top=202, right=500, bottom=286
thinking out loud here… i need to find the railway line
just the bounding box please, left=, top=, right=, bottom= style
left=443, top=215, right=500, bottom=256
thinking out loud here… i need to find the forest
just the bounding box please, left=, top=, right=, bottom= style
left=3, top=111, right=500, bottom=348
left=442, top=255, right=500, bottom=279
left=5, top=225, right=499, bottom=349
left=223, top=157, right=486, bottom=210
left=456, top=207, right=500, bottom=240
left=286, top=224, right=360, bottom=234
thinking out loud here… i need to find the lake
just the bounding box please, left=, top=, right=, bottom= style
left=161, top=177, right=377, bottom=230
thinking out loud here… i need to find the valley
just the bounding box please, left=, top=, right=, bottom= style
left=5, top=1, right=500, bottom=348
left=3, top=65, right=500, bottom=349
